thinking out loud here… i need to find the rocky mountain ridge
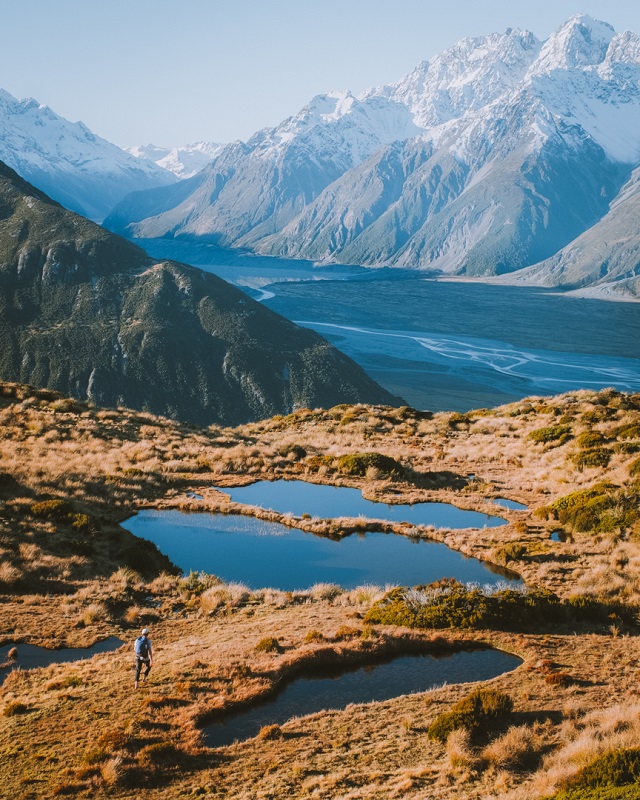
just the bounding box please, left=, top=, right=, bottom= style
left=105, top=15, right=640, bottom=297
left=0, top=89, right=176, bottom=221
left=0, top=160, right=398, bottom=425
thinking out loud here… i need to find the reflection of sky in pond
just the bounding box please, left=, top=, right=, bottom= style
left=204, top=648, right=522, bottom=747
left=217, top=480, right=506, bottom=528
left=296, top=321, right=640, bottom=395
left=122, top=511, right=519, bottom=590
left=0, top=637, right=123, bottom=683
left=490, top=497, right=528, bottom=511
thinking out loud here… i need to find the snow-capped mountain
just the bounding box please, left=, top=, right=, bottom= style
left=503, top=166, right=640, bottom=298
left=0, top=89, right=176, bottom=221
left=106, top=16, right=640, bottom=296
left=126, top=141, right=224, bottom=179
left=107, top=89, right=421, bottom=244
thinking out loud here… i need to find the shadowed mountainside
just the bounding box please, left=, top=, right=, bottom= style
left=0, top=161, right=399, bottom=426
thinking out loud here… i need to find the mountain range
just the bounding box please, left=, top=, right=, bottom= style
left=1, top=15, right=639, bottom=299
left=0, top=160, right=398, bottom=425
left=102, top=15, right=640, bottom=299
left=0, top=89, right=176, bottom=221
left=125, top=141, right=224, bottom=179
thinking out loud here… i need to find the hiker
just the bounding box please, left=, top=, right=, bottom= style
left=134, top=628, right=153, bottom=689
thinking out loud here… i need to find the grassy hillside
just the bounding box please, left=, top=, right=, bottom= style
left=0, top=160, right=398, bottom=428
left=1, top=382, right=640, bottom=799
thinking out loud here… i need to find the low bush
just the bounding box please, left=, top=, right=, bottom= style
left=528, top=425, right=572, bottom=445
left=258, top=724, right=283, bottom=740
left=277, top=443, right=307, bottom=460
left=427, top=688, right=513, bottom=743
left=305, top=454, right=335, bottom=472
left=570, top=448, right=612, bottom=471
left=448, top=412, right=469, bottom=429
left=30, top=499, right=73, bottom=520
left=494, top=543, right=527, bottom=564
left=337, top=452, right=403, bottom=478
left=71, top=513, right=94, bottom=533
left=178, top=571, right=220, bottom=597
left=304, top=629, right=324, bottom=644
left=544, top=483, right=640, bottom=534
left=255, top=637, right=282, bottom=654
left=3, top=701, right=28, bottom=716
left=614, top=442, right=640, bottom=454
left=544, top=671, right=574, bottom=687
left=333, top=625, right=360, bottom=640
left=611, top=423, right=640, bottom=440
left=629, top=458, right=640, bottom=478
left=545, top=747, right=640, bottom=800
left=576, top=431, right=607, bottom=448
left=138, top=741, right=180, bottom=766
left=364, top=581, right=625, bottom=632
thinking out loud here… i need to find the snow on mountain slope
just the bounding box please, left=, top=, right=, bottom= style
left=106, top=89, right=422, bottom=244
left=106, top=15, right=640, bottom=291
left=501, top=166, right=640, bottom=298
left=126, top=141, right=224, bottom=178
left=0, top=89, right=176, bottom=221
left=365, top=28, right=541, bottom=128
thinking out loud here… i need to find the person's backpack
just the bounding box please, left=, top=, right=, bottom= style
left=134, top=636, right=150, bottom=658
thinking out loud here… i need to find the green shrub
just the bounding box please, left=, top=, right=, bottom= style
left=71, top=513, right=93, bottom=533
left=278, top=444, right=307, bottom=460
left=546, top=787, right=640, bottom=800
left=337, top=452, right=403, bottom=477
left=545, top=748, right=640, bottom=799
left=30, top=499, right=73, bottom=520
left=571, top=747, right=640, bottom=788
left=427, top=688, right=513, bottom=743
left=178, top=571, right=219, bottom=597
left=304, top=629, right=324, bottom=644
left=305, top=454, right=335, bottom=472
left=611, top=423, right=640, bottom=440
left=364, top=582, right=623, bottom=633
left=255, top=637, right=282, bottom=654
left=528, top=425, right=572, bottom=445
left=545, top=483, right=640, bottom=534
left=576, top=431, right=607, bottom=448
left=614, top=442, right=640, bottom=454
left=570, top=449, right=612, bottom=471
left=494, top=543, right=527, bottom=564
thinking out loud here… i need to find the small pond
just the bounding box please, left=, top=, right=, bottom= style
left=215, top=480, right=507, bottom=528
left=204, top=648, right=522, bottom=747
left=490, top=497, right=528, bottom=511
left=0, top=637, right=123, bottom=683
left=122, top=511, right=519, bottom=590
left=550, top=530, right=570, bottom=543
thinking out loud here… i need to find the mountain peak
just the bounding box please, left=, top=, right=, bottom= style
left=531, top=14, right=615, bottom=73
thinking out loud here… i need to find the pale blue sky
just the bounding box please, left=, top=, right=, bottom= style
left=3, top=1, right=640, bottom=148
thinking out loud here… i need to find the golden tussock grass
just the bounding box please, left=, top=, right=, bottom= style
left=1, top=384, right=640, bottom=797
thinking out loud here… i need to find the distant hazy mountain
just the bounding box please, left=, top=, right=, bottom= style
left=106, top=15, right=640, bottom=297
left=0, top=161, right=398, bottom=425
left=0, top=89, right=176, bottom=221
left=126, top=141, right=224, bottom=179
